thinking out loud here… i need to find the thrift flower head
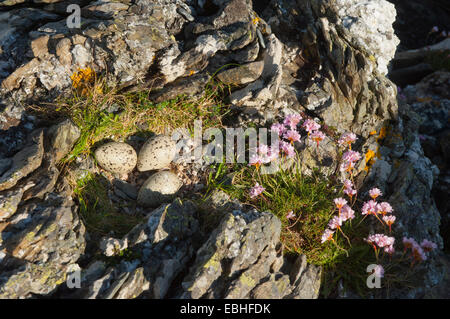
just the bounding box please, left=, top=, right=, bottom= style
left=249, top=183, right=265, bottom=198
left=283, top=114, right=302, bottom=130
left=343, top=179, right=357, bottom=197
left=328, top=216, right=343, bottom=230
left=402, top=237, right=417, bottom=250
left=369, top=188, right=382, bottom=199
left=321, top=229, right=335, bottom=243
left=412, top=243, right=427, bottom=262
left=286, top=211, right=296, bottom=220
left=384, top=245, right=395, bottom=255
left=377, top=202, right=393, bottom=215
left=344, top=187, right=357, bottom=197
left=280, top=141, right=296, bottom=158
left=341, top=150, right=361, bottom=172
left=310, top=130, right=325, bottom=147
left=383, top=215, right=396, bottom=232
left=334, top=198, right=347, bottom=209
left=362, top=200, right=378, bottom=216
left=249, top=154, right=263, bottom=168
left=366, top=234, right=395, bottom=249
left=302, top=119, right=320, bottom=133
left=420, top=239, right=437, bottom=252
left=271, top=123, right=286, bottom=136
left=341, top=205, right=355, bottom=221
left=283, top=130, right=301, bottom=143
left=338, top=132, right=357, bottom=148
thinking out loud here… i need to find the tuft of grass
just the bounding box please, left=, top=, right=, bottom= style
left=71, top=172, right=143, bottom=237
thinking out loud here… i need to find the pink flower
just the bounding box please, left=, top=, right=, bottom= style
left=249, top=154, right=263, bottom=168
left=258, top=144, right=269, bottom=156
left=309, top=130, right=325, bottom=147
left=369, top=188, right=382, bottom=199
left=283, top=130, right=301, bottom=143
left=342, top=150, right=361, bottom=163
left=249, top=183, right=265, bottom=198
left=321, top=229, right=335, bottom=243
left=412, top=243, right=427, bottom=262
left=302, top=119, right=321, bottom=133
left=384, top=245, right=395, bottom=255
left=341, top=205, right=355, bottom=221
left=372, top=264, right=385, bottom=278
left=283, top=114, right=302, bottom=130
left=280, top=141, right=296, bottom=158
left=420, top=239, right=437, bottom=252
left=366, top=234, right=395, bottom=249
left=403, top=237, right=417, bottom=250
left=377, top=202, right=393, bottom=215
left=362, top=200, right=378, bottom=216
left=286, top=210, right=296, bottom=220
left=338, top=132, right=357, bottom=148
left=343, top=179, right=357, bottom=198
left=334, top=197, right=347, bottom=209
left=344, top=179, right=353, bottom=189
left=271, top=123, right=286, bottom=136
left=328, top=216, right=343, bottom=230
left=344, top=187, right=357, bottom=197
left=383, top=215, right=396, bottom=232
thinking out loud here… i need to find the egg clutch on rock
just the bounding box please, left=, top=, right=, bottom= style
left=94, top=135, right=180, bottom=207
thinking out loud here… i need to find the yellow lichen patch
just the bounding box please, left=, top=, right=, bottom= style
left=369, top=130, right=377, bottom=136
left=376, top=126, right=387, bottom=142
left=252, top=16, right=260, bottom=25
left=70, top=67, right=95, bottom=89
left=239, top=272, right=256, bottom=287
left=188, top=70, right=195, bottom=77
left=364, top=149, right=376, bottom=172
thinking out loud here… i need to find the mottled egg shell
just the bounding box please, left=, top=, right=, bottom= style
left=94, top=142, right=137, bottom=174
left=137, top=170, right=182, bottom=207
left=137, top=134, right=176, bottom=172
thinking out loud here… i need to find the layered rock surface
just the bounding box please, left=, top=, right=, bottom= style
left=0, top=0, right=446, bottom=298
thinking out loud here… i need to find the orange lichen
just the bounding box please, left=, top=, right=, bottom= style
left=252, top=17, right=260, bottom=25
left=70, top=67, right=95, bottom=89
left=364, top=149, right=377, bottom=172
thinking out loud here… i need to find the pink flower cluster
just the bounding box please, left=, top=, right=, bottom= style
left=403, top=237, right=437, bottom=263
left=337, top=131, right=361, bottom=173
left=365, top=234, right=395, bottom=255
left=343, top=179, right=357, bottom=198
left=321, top=198, right=355, bottom=243
left=249, top=182, right=265, bottom=198
left=249, top=144, right=279, bottom=168
left=361, top=188, right=396, bottom=231
left=268, top=115, right=327, bottom=161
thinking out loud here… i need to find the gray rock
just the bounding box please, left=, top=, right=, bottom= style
left=137, top=171, right=182, bottom=207
left=94, top=142, right=137, bottom=174
left=0, top=129, right=44, bottom=192
left=113, top=179, right=138, bottom=200
left=217, top=61, right=264, bottom=85
left=137, top=135, right=176, bottom=172
left=47, top=119, right=81, bottom=162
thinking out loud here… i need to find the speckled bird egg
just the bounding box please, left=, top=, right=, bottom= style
left=94, top=142, right=137, bottom=174
left=137, top=135, right=176, bottom=172
left=137, top=170, right=182, bottom=207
